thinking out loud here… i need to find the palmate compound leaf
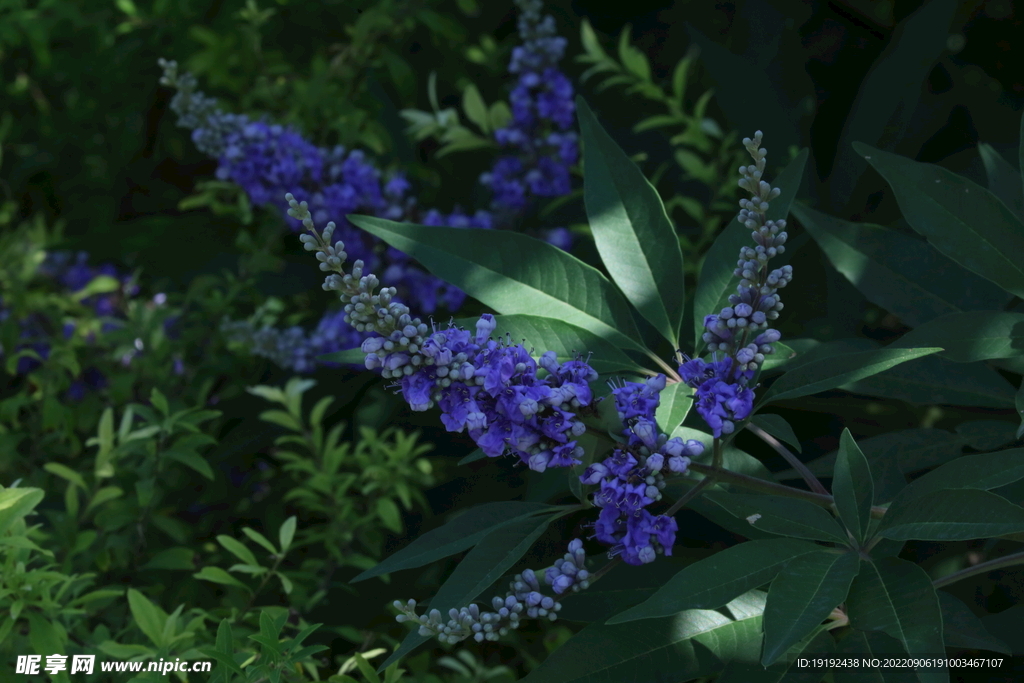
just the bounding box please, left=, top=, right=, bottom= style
left=347, top=215, right=646, bottom=353
left=606, top=538, right=822, bottom=624
left=351, top=501, right=556, bottom=582
left=520, top=591, right=768, bottom=683
left=378, top=507, right=574, bottom=671
left=691, top=148, right=808, bottom=348
left=856, top=142, right=1024, bottom=299
left=761, top=551, right=860, bottom=666
left=845, top=557, right=946, bottom=683
left=577, top=96, right=686, bottom=348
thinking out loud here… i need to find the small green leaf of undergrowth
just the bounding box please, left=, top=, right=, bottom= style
left=127, top=589, right=169, bottom=649
left=857, top=142, right=1024, bottom=299
left=705, top=492, right=850, bottom=544
left=938, top=592, right=1011, bottom=655
left=846, top=557, right=946, bottom=683
left=348, top=215, right=645, bottom=352
left=521, top=591, right=767, bottom=683
left=761, top=551, right=859, bottom=666
left=379, top=507, right=570, bottom=671
left=749, top=414, right=801, bottom=453
left=760, top=346, right=943, bottom=405
left=577, top=96, right=685, bottom=348
left=833, top=429, right=874, bottom=542
left=352, top=501, right=555, bottom=582
left=878, top=488, right=1024, bottom=540
left=692, top=148, right=808, bottom=346
left=792, top=203, right=1012, bottom=328
left=607, top=538, right=821, bottom=624
left=891, top=311, right=1024, bottom=363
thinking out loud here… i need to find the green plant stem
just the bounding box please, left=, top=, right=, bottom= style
left=931, top=550, right=1024, bottom=590
left=745, top=422, right=828, bottom=495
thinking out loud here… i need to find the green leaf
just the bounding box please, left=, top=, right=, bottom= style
left=891, top=311, right=1024, bottom=363
left=127, top=589, right=169, bottom=649
left=705, top=492, right=850, bottom=544
left=1018, top=378, right=1024, bottom=440
left=938, top=591, right=1011, bottom=655
left=348, top=215, right=645, bottom=351
left=85, top=486, right=124, bottom=515
left=978, top=141, right=1024, bottom=220
left=163, top=448, right=215, bottom=480
left=0, top=487, right=45, bottom=536
left=833, top=429, right=874, bottom=542
left=761, top=346, right=943, bottom=404
left=792, top=203, right=1012, bottom=328
left=654, top=382, right=693, bottom=435
left=457, top=448, right=485, bottom=465
left=141, top=547, right=196, bottom=571
left=828, top=0, right=957, bottom=208
left=150, top=387, right=170, bottom=416
left=194, top=566, right=252, bottom=592
left=379, top=509, right=567, bottom=671
left=878, top=488, right=1024, bottom=540
left=241, top=527, right=278, bottom=555
left=846, top=557, right=946, bottom=683
left=842, top=353, right=1017, bottom=408
left=617, top=25, right=651, bottom=81
left=460, top=314, right=647, bottom=375
left=351, top=502, right=555, bottom=582
left=576, top=97, right=684, bottom=347
left=317, top=348, right=365, bottom=365
left=376, top=498, right=403, bottom=533
left=279, top=516, right=297, bottom=553
left=749, top=414, right=801, bottom=453
left=217, top=535, right=259, bottom=567
left=558, top=556, right=691, bottom=623
left=892, top=448, right=1024, bottom=503
left=606, top=539, right=822, bottom=624
left=461, top=83, right=489, bottom=134
left=857, top=142, right=1024, bottom=299
left=692, top=149, right=808, bottom=346
left=71, top=274, right=121, bottom=301
left=521, top=592, right=766, bottom=683
left=43, top=463, right=87, bottom=490
left=762, top=551, right=859, bottom=666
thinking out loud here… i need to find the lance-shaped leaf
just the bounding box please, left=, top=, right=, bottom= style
left=792, top=203, right=1012, bottom=328
left=978, top=141, right=1024, bottom=220
left=521, top=592, right=766, bottom=683
left=856, top=143, right=1024, bottom=299
left=891, top=311, right=1024, bottom=363
left=842, top=354, right=1017, bottom=408
left=692, top=149, right=808, bottom=346
left=760, top=346, right=942, bottom=405
left=893, top=448, right=1024, bottom=502
left=558, top=556, right=693, bottom=623
left=347, top=215, right=644, bottom=351
left=351, top=502, right=555, bottom=582
left=762, top=551, right=860, bottom=666
left=654, top=381, right=694, bottom=436
left=607, top=538, right=822, bottom=624
left=938, top=592, right=1011, bottom=655
left=577, top=96, right=685, bottom=347
left=833, top=429, right=874, bottom=542
left=877, top=488, right=1024, bottom=541
left=705, top=492, right=849, bottom=544
left=846, top=557, right=946, bottom=683
left=749, top=414, right=802, bottom=453
left=379, top=508, right=570, bottom=671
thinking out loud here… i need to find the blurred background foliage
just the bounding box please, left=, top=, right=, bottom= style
left=1, top=0, right=1023, bottom=680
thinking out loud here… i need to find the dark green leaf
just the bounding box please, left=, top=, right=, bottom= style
left=846, top=557, right=946, bottom=683
left=833, top=630, right=917, bottom=683
left=347, top=215, right=644, bottom=351
left=163, top=448, right=215, bottom=480
left=606, top=538, right=822, bottom=624
left=893, top=448, right=1024, bottom=503
left=981, top=603, right=1024, bottom=655
left=717, top=627, right=835, bottom=683
left=457, top=448, right=485, bottom=465
left=878, top=488, right=1024, bottom=540
left=351, top=501, right=555, bottom=582
left=577, top=97, right=685, bottom=346
left=520, top=592, right=766, bottom=683
left=833, top=429, right=874, bottom=542
left=979, top=142, right=1024, bottom=220
left=317, top=348, right=365, bottom=365
left=705, top=492, right=849, bottom=544
left=749, top=414, right=802, bottom=453
left=938, top=592, right=1011, bottom=655
left=954, top=420, right=1019, bottom=451
left=792, top=203, right=1012, bottom=328
left=692, top=149, right=808, bottom=345
left=1018, top=378, right=1024, bottom=440
left=857, top=143, right=1024, bottom=299
left=892, top=311, right=1024, bottom=363
left=761, top=346, right=942, bottom=405
left=828, top=0, right=957, bottom=208
left=141, top=547, right=196, bottom=571
left=558, top=556, right=693, bottom=623
left=842, top=353, right=1016, bottom=408
left=653, top=381, right=693, bottom=435
left=762, top=551, right=860, bottom=666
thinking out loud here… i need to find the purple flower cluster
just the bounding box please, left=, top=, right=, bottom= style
left=394, top=539, right=588, bottom=644
left=578, top=376, right=704, bottom=565
left=480, top=0, right=579, bottom=215
left=685, top=131, right=792, bottom=437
